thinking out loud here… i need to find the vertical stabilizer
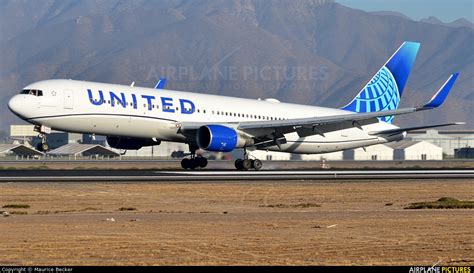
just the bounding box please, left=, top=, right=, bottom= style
left=341, top=42, right=420, bottom=123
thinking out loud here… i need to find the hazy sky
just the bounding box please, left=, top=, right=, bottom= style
left=336, top=0, right=473, bottom=22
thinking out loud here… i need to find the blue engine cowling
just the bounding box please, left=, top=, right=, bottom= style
left=106, top=136, right=161, bottom=150
left=197, top=125, right=239, bottom=152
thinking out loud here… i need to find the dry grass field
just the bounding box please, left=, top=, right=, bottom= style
left=0, top=180, right=472, bottom=265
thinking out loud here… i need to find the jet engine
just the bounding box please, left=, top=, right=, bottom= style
left=197, top=125, right=253, bottom=152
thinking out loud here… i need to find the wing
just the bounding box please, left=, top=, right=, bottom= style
left=180, top=73, right=460, bottom=147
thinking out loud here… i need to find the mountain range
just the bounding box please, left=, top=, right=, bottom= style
left=0, top=0, right=473, bottom=133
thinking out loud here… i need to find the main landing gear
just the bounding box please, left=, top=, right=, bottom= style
left=181, top=156, right=208, bottom=170
left=181, top=145, right=208, bottom=170
left=234, top=148, right=262, bottom=171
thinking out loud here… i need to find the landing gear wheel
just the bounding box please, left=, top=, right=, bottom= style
left=41, top=143, right=49, bottom=152
left=241, top=159, right=252, bottom=171
left=189, top=159, right=198, bottom=170
left=36, top=142, right=49, bottom=152
left=181, top=158, right=191, bottom=169
left=235, top=159, right=243, bottom=170
left=181, top=156, right=208, bottom=170
left=252, top=159, right=263, bottom=170
left=36, top=132, right=49, bottom=152
left=197, top=157, right=208, bottom=168
left=181, top=144, right=208, bottom=170
left=235, top=147, right=264, bottom=170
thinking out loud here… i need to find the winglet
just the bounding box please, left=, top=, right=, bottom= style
left=422, top=73, right=459, bottom=109
left=155, top=78, right=167, bottom=89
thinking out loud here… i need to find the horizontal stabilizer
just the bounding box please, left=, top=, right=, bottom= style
left=421, top=73, right=459, bottom=109
left=369, top=122, right=465, bottom=136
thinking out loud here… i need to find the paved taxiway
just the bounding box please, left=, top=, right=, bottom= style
left=1, top=169, right=473, bottom=182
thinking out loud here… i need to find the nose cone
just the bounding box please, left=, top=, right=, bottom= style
left=8, top=95, right=26, bottom=118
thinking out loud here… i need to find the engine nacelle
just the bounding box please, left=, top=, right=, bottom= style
left=197, top=125, right=252, bottom=152
left=106, top=136, right=161, bottom=150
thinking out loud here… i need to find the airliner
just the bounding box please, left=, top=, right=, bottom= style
left=8, top=41, right=463, bottom=170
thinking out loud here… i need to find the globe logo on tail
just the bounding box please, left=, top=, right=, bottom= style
left=343, top=66, right=400, bottom=123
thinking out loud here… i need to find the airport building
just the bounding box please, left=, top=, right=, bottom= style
left=454, top=147, right=474, bottom=159
left=407, top=130, right=474, bottom=156
left=388, top=140, right=443, bottom=160
left=48, top=143, right=120, bottom=159
left=0, top=144, right=44, bottom=158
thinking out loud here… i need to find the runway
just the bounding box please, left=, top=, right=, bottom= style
left=1, top=169, right=473, bottom=182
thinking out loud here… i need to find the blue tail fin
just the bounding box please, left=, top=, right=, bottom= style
left=154, top=78, right=167, bottom=89
left=341, top=41, right=420, bottom=123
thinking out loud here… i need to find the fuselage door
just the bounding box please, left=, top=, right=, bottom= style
left=64, top=89, right=74, bottom=109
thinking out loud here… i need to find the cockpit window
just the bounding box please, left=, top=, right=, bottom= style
left=20, top=89, right=43, bottom=96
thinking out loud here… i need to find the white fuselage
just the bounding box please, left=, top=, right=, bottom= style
left=8, top=79, right=400, bottom=154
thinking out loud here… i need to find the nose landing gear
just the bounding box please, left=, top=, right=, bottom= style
left=34, top=125, right=51, bottom=152
left=36, top=133, right=50, bottom=152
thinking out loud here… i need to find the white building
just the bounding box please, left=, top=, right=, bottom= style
left=389, top=140, right=443, bottom=160
left=343, top=144, right=394, bottom=160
